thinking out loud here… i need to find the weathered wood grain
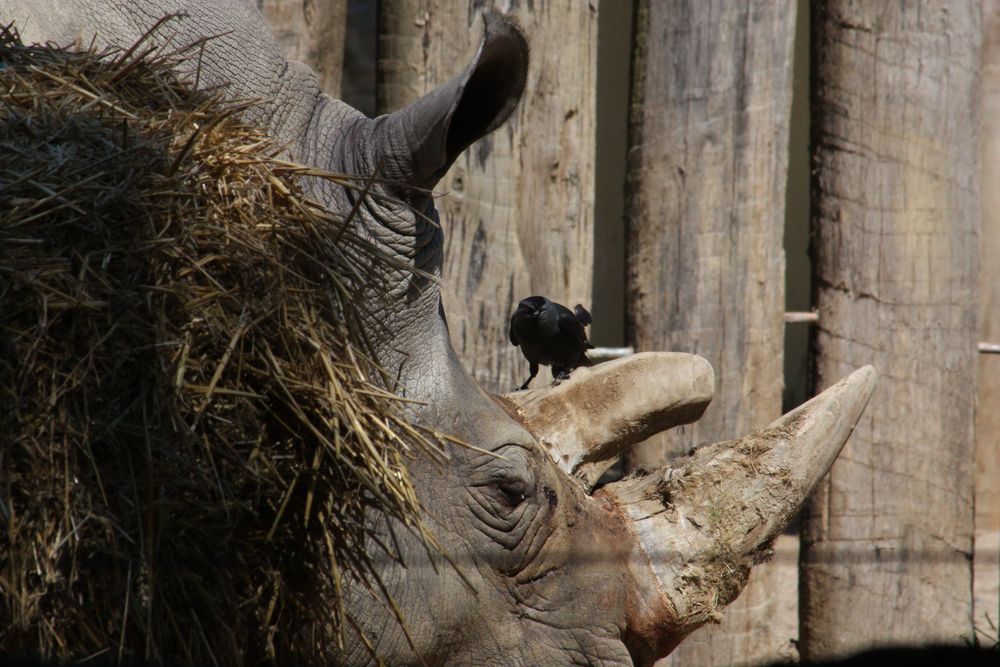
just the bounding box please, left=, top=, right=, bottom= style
left=625, top=0, right=792, bottom=461
left=376, top=1, right=596, bottom=394
left=977, top=0, right=1000, bottom=647
left=257, top=0, right=346, bottom=96
left=624, top=2, right=796, bottom=665
left=803, top=1, right=980, bottom=659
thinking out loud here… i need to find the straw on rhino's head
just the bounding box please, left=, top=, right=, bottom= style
left=2, top=2, right=876, bottom=665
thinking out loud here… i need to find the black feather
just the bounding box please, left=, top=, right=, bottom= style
left=509, top=296, right=594, bottom=389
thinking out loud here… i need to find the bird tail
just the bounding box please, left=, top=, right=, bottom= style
left=574, top=304, right=593, bottom=326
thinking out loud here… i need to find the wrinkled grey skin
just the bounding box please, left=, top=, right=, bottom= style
left=0, top=3, right=876, bottom=666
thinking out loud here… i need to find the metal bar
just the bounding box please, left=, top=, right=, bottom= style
left=784, top=311, right=820, bottom=323
left=590, top=347, right=634, bottom=361
left=593, top=338, right=999, bottom=356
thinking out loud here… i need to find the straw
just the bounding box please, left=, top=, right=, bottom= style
left=0, top=22, right=441, bottom=665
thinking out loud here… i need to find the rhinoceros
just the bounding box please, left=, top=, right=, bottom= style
left=0, top=2, right=876, bottom=665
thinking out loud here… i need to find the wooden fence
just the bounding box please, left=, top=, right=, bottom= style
left=261, top=0, right=998, bottom=663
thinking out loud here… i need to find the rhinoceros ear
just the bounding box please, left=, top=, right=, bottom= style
left=377, top=9, right=528, bottom=189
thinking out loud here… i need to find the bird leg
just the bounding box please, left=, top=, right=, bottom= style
left=517, top=362, right=539, bottom=391
left=551, top=365, right=571, bottom=386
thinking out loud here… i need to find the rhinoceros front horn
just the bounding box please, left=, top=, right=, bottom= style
left=505, top=356, right=876, bottom=663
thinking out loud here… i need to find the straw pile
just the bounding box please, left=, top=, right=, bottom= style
left=0, top=22, right=441, bottom=665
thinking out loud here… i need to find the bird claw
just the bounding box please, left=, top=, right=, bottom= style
left=552, top=370, right=572, bottom=386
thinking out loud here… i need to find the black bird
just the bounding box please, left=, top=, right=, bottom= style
left=509, top=296, right=594, bottom=390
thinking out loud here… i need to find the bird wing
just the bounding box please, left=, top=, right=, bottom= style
left=574, top=304, right=593, bottom=326
left=558, top=307, right=591, bottom=351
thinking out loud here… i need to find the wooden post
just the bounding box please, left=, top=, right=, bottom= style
left=625, top=1, right=796, bottom=664
left=625, top=0, right=792, bottom=464
left=376, top=1, right=596, bottom=393
left=803, top=1, right=980, bottom=658
left=256, top=0, right=347, bottom=96
left=977, top=0, right=1000, bottom=647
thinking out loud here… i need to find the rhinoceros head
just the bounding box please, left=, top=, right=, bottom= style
left=313, top=11, right=877, bottom=667
left=0, top=3, right=876, bottom=664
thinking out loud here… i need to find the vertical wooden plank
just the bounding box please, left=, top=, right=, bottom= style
left=978, top=0, right=1000, bottom=647
left=626, top=0, right=792, bottom=461
left=803, top=1, right=980, bottom=659
left=257, top=0, right=347, bottom=96
left=376, top=1, right=596, bottom=393
left=625, top=1, right=796, bottom=664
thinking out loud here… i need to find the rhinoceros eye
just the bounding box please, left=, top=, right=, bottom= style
left=467, top=445, right=537, bottom=519
left=493, top=476, right=529, bottom=508
left=465, top=446, right=550, bottom=566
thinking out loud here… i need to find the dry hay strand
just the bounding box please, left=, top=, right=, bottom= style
left=0, top=21, right=444, bottom=666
